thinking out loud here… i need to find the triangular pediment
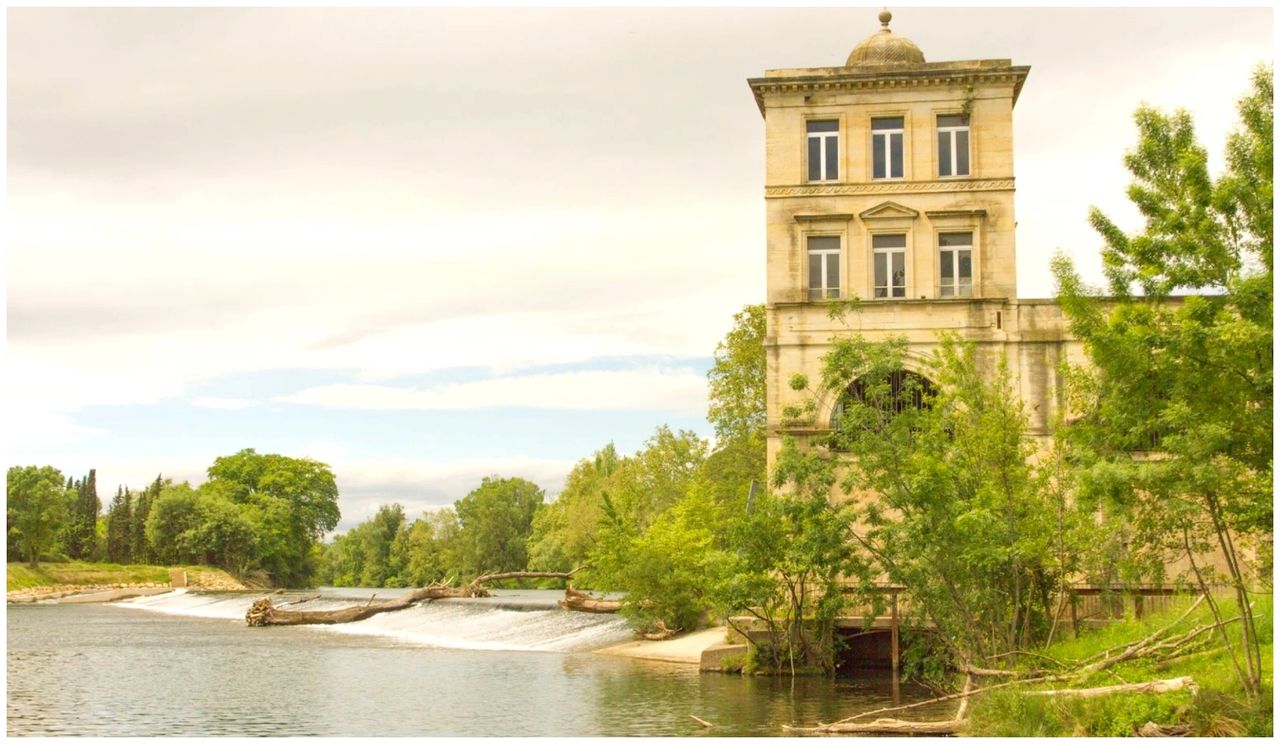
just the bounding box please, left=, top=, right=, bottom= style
left=859, top=201, right=919, bottom=220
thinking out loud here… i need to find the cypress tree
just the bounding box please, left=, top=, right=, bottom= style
left=130, top=476, right=163, bottom=564
left=106, top=485, right=132, bottom=563
left=61, top=470, right=101, bottom=560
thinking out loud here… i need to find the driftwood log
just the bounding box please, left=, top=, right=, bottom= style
left=642, top=619, right=678, bottom=641
left=246, top=571, right=578, bottom=627
left=246, top=583, right=485, bottom=626
left=1022, top=676, right=1198, bottom=699
left=1137, top=721, right=1191, bottom=737
left=558, top=585, right=622, bottom=614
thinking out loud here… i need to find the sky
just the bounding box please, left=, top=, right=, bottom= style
left=6, top=5, right=1274, bottom=531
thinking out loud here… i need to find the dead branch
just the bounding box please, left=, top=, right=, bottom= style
left=798, top=671, right=1065, bottom=730
left=965, top=663, right=1022, bottom=677
left=689, top=715, right=714, bottom=729
left=469, top=570, right=578, bottom=588
left=1137, top=721, right=1191, bottom=737
left=276, top=594, right=321, bottom=608
left=1022, top=676, right=1197, bottom=699
left=642, top=619, right=677, bottom=641
left=559, top=585, right=622, bottom=614
left=246, top=583, right=487, bottom=626
left=789, top=673, right=976, bottom=735
left=1079, top=595, right=1204, bottom=668
left=799, top=717, right=969, bottom=735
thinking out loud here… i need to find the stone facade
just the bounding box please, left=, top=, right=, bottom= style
left=749, top=12, right=1084, bottom=477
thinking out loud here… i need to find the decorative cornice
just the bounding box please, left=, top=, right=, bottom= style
left=747, top=65, right=1031, bottom=115
left=794, top=213, right=854, bottom=223
left=766, top=178, right=1014, bottom=198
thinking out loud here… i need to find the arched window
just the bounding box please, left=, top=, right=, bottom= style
left=829, top=370, right=937, bottom=428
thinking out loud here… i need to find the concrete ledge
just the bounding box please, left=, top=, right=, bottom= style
left=59, top=587, right=173, bottom=604
left=700, top=643, right=749, bottom=672
left=595, top=627, right=727, bottom=665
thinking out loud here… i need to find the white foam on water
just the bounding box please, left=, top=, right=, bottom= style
left=112, top=590, right=633, bottom=652
left=114, top=589, right=254, bottom=620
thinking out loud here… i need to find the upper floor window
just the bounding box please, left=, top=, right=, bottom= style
left=807, top=120, right=839, bottom=181
left=939, top=232, right=973, bottom=297
left=871, top=117, right=904, bottom=179
left=807, top=236, right=841, bottom=300
left=937, top=114, right=970, bottom=177
left=872, top=234, right=906, bottom=298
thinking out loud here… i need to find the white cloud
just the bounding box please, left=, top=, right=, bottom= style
left=190, top=396, right=257, bottom=410
left=278, top=367, right=709, bottom=416
left=324, top=454, right=579, bottom=532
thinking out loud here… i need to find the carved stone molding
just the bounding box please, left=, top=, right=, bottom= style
left=765, top=178, right=1015, bottom=198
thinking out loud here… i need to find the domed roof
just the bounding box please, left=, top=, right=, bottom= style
left=846, top=10, right=925, bottom=68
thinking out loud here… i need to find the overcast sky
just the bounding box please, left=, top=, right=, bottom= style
left=6, top=5, right=1273, bottom=530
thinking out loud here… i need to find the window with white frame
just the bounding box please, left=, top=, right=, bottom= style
left=872, top=234, right=906, bottom=298
left=807, top=120, right=839, bottom=181
left=937, top=114, right=970, bottom=177
left=939, top=232, right=973, bottom=297
left=871, top=117, right=904, bottom=179
left=807, top=236, right=841, bottom=300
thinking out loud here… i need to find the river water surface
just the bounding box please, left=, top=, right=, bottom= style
left=8, top=588, right=934, bottom=736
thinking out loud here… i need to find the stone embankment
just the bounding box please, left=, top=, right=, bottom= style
left=7, top=582, right=172, bottom=604
left=7, top=569, right=257, bottom=604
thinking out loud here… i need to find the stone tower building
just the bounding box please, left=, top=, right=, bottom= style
left=749, top=11, right=1080, bottom=475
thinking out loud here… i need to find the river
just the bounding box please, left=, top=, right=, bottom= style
left=7, top=588, right=934, bottom=736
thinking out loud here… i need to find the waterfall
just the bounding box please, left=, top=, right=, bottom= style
left=113, top=588, right=633, bottom=653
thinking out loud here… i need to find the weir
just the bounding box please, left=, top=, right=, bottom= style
left=115, top=589, right=633, bottom=653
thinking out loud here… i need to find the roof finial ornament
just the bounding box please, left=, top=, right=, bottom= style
left=879, top=9, right=892, bottom=28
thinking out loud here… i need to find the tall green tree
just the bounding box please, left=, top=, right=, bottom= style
left=130, top=478, right=161, bottom=564
left=454, top=476, right=544, bottom=578
left=712, top=485, right=855, bottom=675
left=707, top=304, right=767, bottom=444
left=7, top=466, right=71, bottom=567
left=206, top=449, right=341, bottom=541
left=389, top=508, right=463, bottom=587
left=1054, top=65, right=1272, bottom=697
left=782, top=334, right=1083, bottom=667
left=527, top=444, right=620, bottom=573
left=357, top=503, right=406, bottom=587
left=204, top=449, right=341, bottom=586
left=105, top=486, right=133, bottom=563
left=64, top=469, right=100, bottom=560
left=145, top=483, right=202, bottom=565
left=186, top=492, right=258, bottom=574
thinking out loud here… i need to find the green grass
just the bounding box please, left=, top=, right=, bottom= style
left=965, top=594, right=1273, bottom=737
left=6, top=561, right=235, bottom=592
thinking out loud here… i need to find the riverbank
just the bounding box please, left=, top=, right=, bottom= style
left=964, top=595, right=1273, bottom=737
left=594, top=626, right=729, bottom=665
left=6, top=561, right=264, bottom=602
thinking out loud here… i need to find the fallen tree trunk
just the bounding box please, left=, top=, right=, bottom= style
left=246, top=570, right=588, bottom=627
left=1022, top=676, right=1197, bottom=699
left=246, top=583, right=486, bottom=626
left=808, top=717, right=969, bottom=735
left=559, top=585, right=622, bottom=614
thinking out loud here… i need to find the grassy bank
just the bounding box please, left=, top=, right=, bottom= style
left=6, top=561, right=258, bottom=593
left=965, top=594, right=1273, bottom=737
